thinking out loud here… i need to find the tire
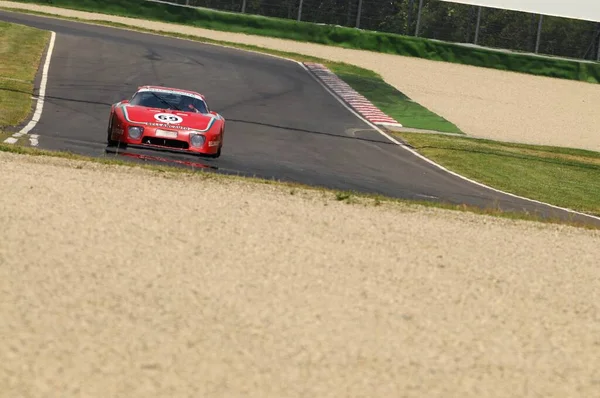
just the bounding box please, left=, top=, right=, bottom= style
left=106, top=115, right=117, bottom=147
left=206, top=131, right=223, bottom=158
left=211, top=130, right=223, bottom=158
left=207, top=145, right=221, bottom=159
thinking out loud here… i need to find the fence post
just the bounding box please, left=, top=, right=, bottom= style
left=597, top=29, right=600, bottom=61
left=407, top=0, right=415, bottom=35
left=298, top=0, right=304, bottom=21
left=241, top=0, right=246, bottom=13
left=415, top=0, right=424, bottom=36
left=535, top=14, right=543, bottom=53
left=474, top=6, right=482, bottom=44
left=355, top=0, right=363, bottom=28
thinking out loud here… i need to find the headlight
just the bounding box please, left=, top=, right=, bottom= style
left=128, top=126, right=143, bottom=139
left=190, top=134, right=205, bottom=147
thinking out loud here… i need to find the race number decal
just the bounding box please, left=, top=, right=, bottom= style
left=154, top=113, right=183, bottom=124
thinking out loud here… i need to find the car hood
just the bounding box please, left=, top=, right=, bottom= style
left=121, top=105, right=216, bottom=131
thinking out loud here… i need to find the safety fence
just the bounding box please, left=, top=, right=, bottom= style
left=156, top=0, right=600, bottom=61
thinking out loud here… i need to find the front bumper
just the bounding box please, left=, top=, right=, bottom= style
left=116, top=126, right=221, bottom=156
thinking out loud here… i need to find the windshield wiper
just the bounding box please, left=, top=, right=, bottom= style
left=149, top=91, right=182, bottom=111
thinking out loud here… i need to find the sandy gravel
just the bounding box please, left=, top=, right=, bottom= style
left=1, top=151, right=599, bottom=397
left=1, top=4, right=600, bottom=397
left=1, top=1, right=600, bottom=152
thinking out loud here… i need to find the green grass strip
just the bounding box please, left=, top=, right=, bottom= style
left=9, top=0, right=600, bottom=84
left=0, top=20, right=50, bottom=127
left=329, top=64, right=463, bottom=134
left=396, top=132, right=600, bottom=216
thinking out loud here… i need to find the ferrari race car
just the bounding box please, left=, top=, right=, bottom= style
left=107, top=85, right=225, bottom=158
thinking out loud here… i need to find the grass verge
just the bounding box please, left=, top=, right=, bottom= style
left=6, top=0, right=600, bottom=84
left=1, top=142, right=598, bottom=230
left=329, top=64, right=463, bottom=134
left=395, top=132, right=600, bottom=217
left=0, top=20, right=50, bottom=130
left=0, top=8, right=462, bottom=133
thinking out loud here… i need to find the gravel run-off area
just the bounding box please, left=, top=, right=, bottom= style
left=1, top=153, right=599, bottom=398
left=0, top=2, right=599, bottom=397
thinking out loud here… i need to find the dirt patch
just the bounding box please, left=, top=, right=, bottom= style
left=1, top=1, right=599, bottom=152
left=1, top=151, right=599, bottom=397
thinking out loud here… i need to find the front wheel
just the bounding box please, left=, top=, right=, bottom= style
left=106, top=115, right=118, bottom=147
left=208, top=146, right=221, bottom=159
left=207, top=132, right=223, bottom=158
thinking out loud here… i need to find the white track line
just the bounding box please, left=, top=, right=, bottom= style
left=298, top=61, right=600, bottom=223
left=3, top=30, right=56, bottom=144
left=29, top=134, right=39, bottom=147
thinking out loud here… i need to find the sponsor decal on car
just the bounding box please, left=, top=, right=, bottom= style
left=154, top=113, right=183, bottom=124
left=119, top=105, right=217, bottom=132
left=146, top=122, right=191, bottom=130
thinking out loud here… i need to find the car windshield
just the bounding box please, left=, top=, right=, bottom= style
left=130, top=90, right=209, bottom=114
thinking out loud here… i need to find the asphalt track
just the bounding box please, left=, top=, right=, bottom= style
left=2, top=10, right=599, bottom=226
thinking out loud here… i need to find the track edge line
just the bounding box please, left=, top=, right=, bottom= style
left=4, top=28, right=56, bottom=145
left=298, top=61, right=600, bottom=223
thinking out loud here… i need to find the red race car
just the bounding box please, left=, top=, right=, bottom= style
left=107, top=85, right=225, bottom=158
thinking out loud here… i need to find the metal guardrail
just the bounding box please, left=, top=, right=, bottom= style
left=147, top=0, right=600, bottom=62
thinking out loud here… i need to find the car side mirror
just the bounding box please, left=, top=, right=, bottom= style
left=121, top=99, right=129, bottom=104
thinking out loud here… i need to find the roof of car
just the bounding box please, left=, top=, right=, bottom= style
left=137, top=85, right=205, bottom=99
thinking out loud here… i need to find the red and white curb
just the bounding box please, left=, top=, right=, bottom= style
left=303, top=62, right=402, bottom=129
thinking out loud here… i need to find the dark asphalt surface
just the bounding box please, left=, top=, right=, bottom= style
left=2, top=10, right=599, bottom=226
